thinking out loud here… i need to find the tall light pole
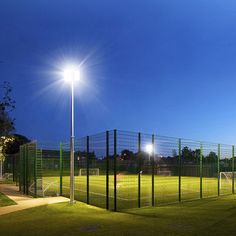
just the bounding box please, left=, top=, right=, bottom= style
left=63, top=66, right=80, bottom=204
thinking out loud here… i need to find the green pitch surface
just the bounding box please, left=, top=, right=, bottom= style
left=41, top=174, right=234, bottom=210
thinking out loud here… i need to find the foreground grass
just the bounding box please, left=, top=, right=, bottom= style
left=0, top=192, right=16, bottom=207
left=1, top=195, right=236, bottom=236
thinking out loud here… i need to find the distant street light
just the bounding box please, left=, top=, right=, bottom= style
left=63, top=65, right=80, bottom=204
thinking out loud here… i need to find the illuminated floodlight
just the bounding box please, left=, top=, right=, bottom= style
left=145, top=144, right=153, bottom=155
left=63, top=65, right=80, bottom=83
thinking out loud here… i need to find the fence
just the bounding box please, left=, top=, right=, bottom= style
left=1, top=153, right=19, bottom=183
left=18, top=129, right=236, bottom=211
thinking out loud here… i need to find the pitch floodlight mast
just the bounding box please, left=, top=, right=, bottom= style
left=63, top=65, right=80, bottom=204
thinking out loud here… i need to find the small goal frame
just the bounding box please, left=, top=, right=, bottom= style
left=78, top=168, right=100, bottom=176
left=219, top=171, right=236, bottom=189
left=156, top=170, right=171, bottom=176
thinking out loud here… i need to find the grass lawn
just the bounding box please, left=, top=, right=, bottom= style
left=0, top=192, right=16, bottom=207
left=1, top=195, right=236, bottom=236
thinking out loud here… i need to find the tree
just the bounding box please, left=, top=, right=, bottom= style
left=182, top=146, right=194, bottom=160
left=3, top=134, right=30, bottom=154
left=205, top=151, right=217, bottom=162
left=0, top=82, right=16, bottom=178
left=120, top=149, right=135, bottom=160
left=0, top=81, right=16, bottom=136
left=0, top=136, right=14, bottom=178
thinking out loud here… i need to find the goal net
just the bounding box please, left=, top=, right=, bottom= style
left=156, top=170, right=171, bottom=176
left=79, top=168, right=100, bottom=176
left=220, top=172, right=236, bottom=188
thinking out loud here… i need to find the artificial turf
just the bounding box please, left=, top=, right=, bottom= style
left=42, top=175, right=233, bottom=210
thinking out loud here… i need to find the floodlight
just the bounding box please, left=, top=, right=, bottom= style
left=63, top=65, right=80, bottom=83
left=145, top=144, right=153, bottom=155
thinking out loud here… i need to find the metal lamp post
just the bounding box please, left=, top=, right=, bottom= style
left=70, top=78, right=75, bottom=204
left=63, top=66, right=80, bottom=204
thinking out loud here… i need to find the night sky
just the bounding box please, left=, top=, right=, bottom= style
left=1, top=0, right=236, bottom=144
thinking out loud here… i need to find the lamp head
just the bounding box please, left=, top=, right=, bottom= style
left=63, top=65, right=80, bottom=83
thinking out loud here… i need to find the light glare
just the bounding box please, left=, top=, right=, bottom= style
left=63, top=65, right=80, bottom=83
left=145, top=144, right=153, bottom=155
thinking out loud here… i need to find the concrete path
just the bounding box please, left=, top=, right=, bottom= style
left=0, top=184, right=69, bottom=216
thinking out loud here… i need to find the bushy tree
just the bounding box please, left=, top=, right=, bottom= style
left=0, top=82, right=16, bottom=136
left=3, top=134, right=30, bottom=154
left=0, top=136, right=15, bottom=178
left=205, top=151, right=218, bottom=162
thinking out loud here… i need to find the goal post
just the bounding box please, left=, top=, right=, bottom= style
left=156, top=170, right=171, bottom=176
left=79, top=168, right=100, bottom=176
left=219, top=171, right=236, bottom=189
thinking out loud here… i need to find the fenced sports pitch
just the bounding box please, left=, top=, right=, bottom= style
left=18, top=130, right=236, bottom=211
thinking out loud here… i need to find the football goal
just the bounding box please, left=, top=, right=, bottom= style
left=220, top=172, right=236, bottom=189
left=156, top=170, right=171, bottom=176
left=79, top=168, right=100, bottom=176
left=29, top=179, right=59, bottom=197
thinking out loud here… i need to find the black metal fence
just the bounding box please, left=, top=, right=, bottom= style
left=18, top=129, right=236, bottom=211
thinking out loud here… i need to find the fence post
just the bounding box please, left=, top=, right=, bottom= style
left=106, top=131, right=109, bottom=210
left=86, top=136, right=90, bottom=204
left=218, top=144, right=220, bottom=196
left=200, top=143, right=203, bottom=199
left=59, top=142, right=63, bottom=196
left=114, top=129, right=117, bottom=211
left=22, top=146, right=24, bottom=193
left=19, top=146, right=22, bottom=192
left=138, top=132, right=141, bottom=208
left=152, top=134, right=155, bottom=207
left=25, top=144, right=28, bottom=195
left=22, top=145, right=25, bottom=193
left=12, top=155, right=15, bottom=182
left=34, top=144, right=37, bottom=197
left=178, top=138, right=181, bottom=202
left=232, top=145, right=234, bottom=194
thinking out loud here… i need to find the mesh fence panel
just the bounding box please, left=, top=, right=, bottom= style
left=155, top=135, right=179, bottom=205
left=61, top=142, right=70, bottom=198
left=181, top=139, right=200, bottom=201
left=109, top=130, right=114, bottom=210
left=38, top=142, right=60, bottom=197
left=17, top=130, right=236, bottom=211
left=27, top=143, right=36, bottom=197
left=75, top=137, right=87, bottom=203
left=202, top=142, right=218, bottom=198
left=116, top=130, right=139, bottom=209
left=140, top=133, right=152, bottom=207
left=220, top=144, right=232, bottom=195
left=19, top=145, right=25, bottom=193
left=3, top=153, right=21, bottom=185
left=88, top=132, right=106, bottom=208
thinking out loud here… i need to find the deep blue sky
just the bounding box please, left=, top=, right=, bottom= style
left=0, top=0, right=236, bottom=144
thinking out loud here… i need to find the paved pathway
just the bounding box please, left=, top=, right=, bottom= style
left=0, top=184, right=69, bottom=216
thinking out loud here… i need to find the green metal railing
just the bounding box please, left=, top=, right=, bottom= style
left=18, top=129, right=236, bottom=211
